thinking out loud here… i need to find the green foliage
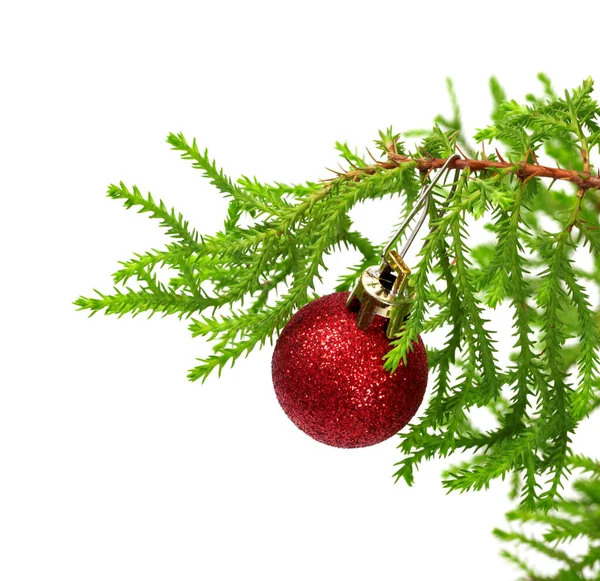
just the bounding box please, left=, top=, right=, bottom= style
left=496, top=456, right=600, bottom=580
left=75, top=75, right=600, bottom=514
left=387, top=76, right=600, bottom=513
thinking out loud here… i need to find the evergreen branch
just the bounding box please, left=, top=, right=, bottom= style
left=77, top=75, right=600, bottom=521
left=498, top=457, right=600, bottom=580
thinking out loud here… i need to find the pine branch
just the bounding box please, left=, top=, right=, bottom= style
left=76, top=75, right=600, bottom=519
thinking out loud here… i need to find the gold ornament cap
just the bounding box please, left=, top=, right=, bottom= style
left=346, top=249, right=413, bottom=339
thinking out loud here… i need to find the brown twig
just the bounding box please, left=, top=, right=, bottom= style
left=327, top=153, right=600, bottom=191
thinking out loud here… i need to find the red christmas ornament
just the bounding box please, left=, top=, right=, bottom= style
left=271, top=155, right=458, bottom=448
left=271, top=291, right=428, bottom=448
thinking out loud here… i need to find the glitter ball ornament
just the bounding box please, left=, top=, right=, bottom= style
left=271, top=291, right=428, bottom=448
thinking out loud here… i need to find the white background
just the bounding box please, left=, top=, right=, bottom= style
left=1, top=1, right=599, bottom=579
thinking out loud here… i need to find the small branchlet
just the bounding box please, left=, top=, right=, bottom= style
left=496, top=455, right=600, bottom=580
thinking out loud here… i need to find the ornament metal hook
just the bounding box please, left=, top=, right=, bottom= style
left=346, top=153, right=460, bottom=338
left=381, top=153, right=460, bottom=266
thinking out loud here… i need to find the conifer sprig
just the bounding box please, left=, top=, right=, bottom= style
left=497, top=456, right=600, bottom=580
left=75, top=75, right=600, bottom=512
